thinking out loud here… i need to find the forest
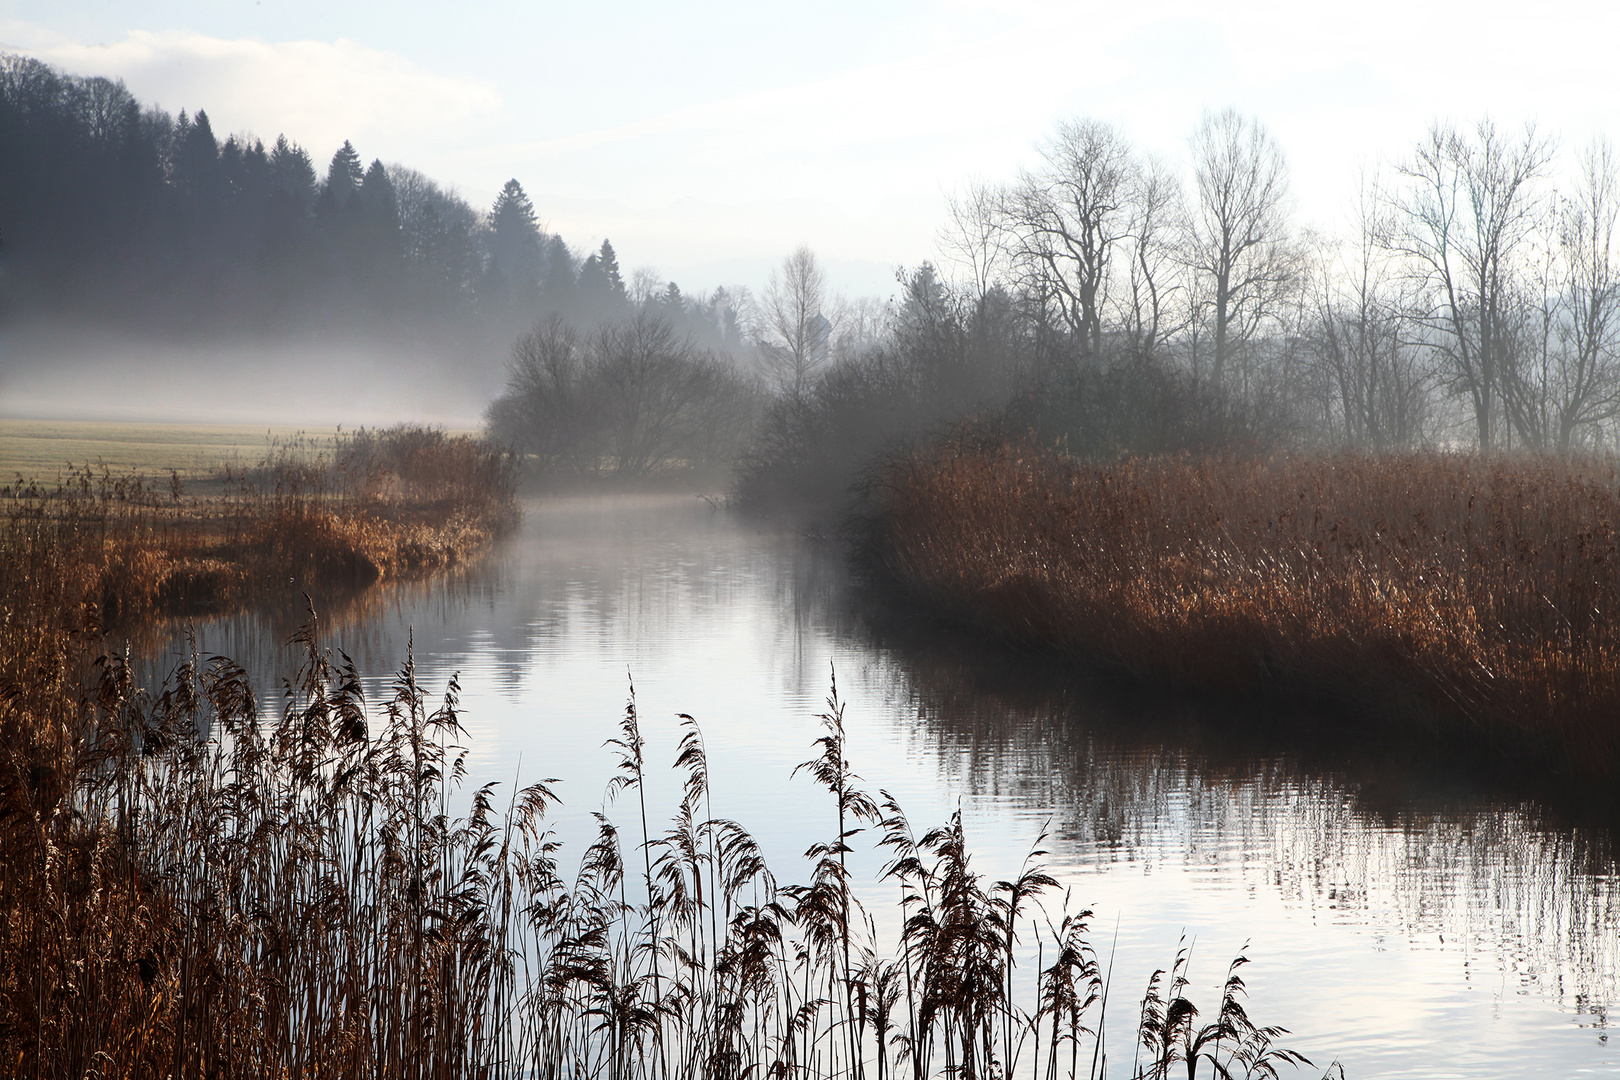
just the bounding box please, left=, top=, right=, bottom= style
left=10, top=51, right=1618, bottom=487
left=0, top=53, right=745, bottom=357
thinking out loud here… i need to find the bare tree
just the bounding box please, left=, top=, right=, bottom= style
left=593, top=310, right=741, bottom=475
left=757, top=245, right=833, bottom=396
left=833, top=294, right=890, bottom=359
left=1304, top=179, right=1433, bottom=448
left=1185, top=109, right=1298, bottom=387
left=628, top=265, right=664, bottom=306
left=486, top=314, right=590, bottom=471
left=1537, top=139, right=1620, bottom=450
left=1385, top=119, right=1554, bottom=449
left=1121, top=154, right=1187, bottom=358
left=940, top=180, right=1010, bottom=303
left=999, top=118, right=1136, bottom=358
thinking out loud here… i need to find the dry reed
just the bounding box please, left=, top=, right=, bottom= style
left=0, top=424, right=522, bottom=1077
left=2, top=424, right=519, bottom=630
left=871, top=437, right=1620, bottom=778
left=0, top=430, right=1325, bottom=1078
left=0, top=616, right=1320, bottom=1079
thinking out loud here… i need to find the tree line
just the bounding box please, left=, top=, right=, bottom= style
left=934, top=110, right=1620, bottom=454
left=723, top=112, right=1620, bottom=513
left=0, top=53, right=748, bottom=350
left=15, top=47, right=1616, bottom=478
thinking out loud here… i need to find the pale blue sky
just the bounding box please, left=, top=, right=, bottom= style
left=4, top=2, right=1612, bottom=297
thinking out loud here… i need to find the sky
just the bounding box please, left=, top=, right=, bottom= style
left=3, top=1, right=1615, bottom=299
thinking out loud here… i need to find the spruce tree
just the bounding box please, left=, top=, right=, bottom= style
left=487, top=178, right=542, bottom=301
left=596, top=238, right=626, bottom=302
left=171, top=108, right=221, bottom=200
left=326, top=141, right=363, bottom=199
left=539, top=235, right=577, bottom=309
left=357, top=159, right=402, bottom=289
left=269, top=135, right=317, bottom=210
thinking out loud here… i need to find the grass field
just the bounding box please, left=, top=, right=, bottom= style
left=0, top=418, right=340, bottom=483
left=0, top=419, right=476, bottom=484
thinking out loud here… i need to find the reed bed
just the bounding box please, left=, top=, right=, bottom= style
left=0, top=608, right=1321, bottom=1079
left=0, top=429, right=1323, bottom=1078
left=1, top=424, right=519, bottom=630
left=871, top=438, right=1620, bottom=778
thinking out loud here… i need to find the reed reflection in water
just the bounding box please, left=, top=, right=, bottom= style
left=150, top=494, right=1619, bottom=1078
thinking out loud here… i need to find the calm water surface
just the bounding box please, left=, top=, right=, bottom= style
left=155, top=494, right=1620, bottom=1079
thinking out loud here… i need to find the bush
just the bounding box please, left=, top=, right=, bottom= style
left=733, top=267, right=1295, bottom=520
left=486, top=310, right=762, bottom=482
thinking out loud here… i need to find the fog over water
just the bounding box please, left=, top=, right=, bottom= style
left=143, top=495, right=1620, bottom=1080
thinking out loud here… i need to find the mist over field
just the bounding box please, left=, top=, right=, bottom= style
left=0, top=325, right=502, bottom=427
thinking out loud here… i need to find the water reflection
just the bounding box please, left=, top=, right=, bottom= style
left=861, top=615, right=1620, bottom=1002
left=146, top=494, right=1619, bottom=1078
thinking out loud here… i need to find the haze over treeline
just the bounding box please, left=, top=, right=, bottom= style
left=8, top=47, right=1620, bottom=466
left=0, top=52, right=747, bottom=413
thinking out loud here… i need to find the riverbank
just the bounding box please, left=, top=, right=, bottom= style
left=867, top=438, right=1620, bottom=782
left=2, top=423, right=518, bottom=632
left=0, top=422, right=523, bottom=1073
left=0, top=473, right=1328, bottom=1078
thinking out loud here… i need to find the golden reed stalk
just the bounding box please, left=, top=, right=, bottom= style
left=873, top=439, right=1620, bottom=778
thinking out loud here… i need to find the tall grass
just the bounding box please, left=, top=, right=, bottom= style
left=870, top=436, right=1620, bottom=778
left=0, top=423, right=521, bottom=1075
left=1, top=424, right=519, bottom=630
left=0, top=613, right=1322, bottom=1078
left=0, top=427, right=1326, bottom=1077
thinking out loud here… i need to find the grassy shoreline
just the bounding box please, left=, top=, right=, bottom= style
left=1, top=611, right=1318, bottom=1079
left=0, top=424, right=1332, bottom=1078
left=867, top=438, right=1620, bottom=782
left=3, top=424, right=518, bottom=633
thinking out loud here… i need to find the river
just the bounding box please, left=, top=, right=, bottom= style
left=151, top=493, right=1620, bottom=1078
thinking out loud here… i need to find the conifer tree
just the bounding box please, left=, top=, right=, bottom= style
left=596, top=238, right=626, bottom=302
left=487, top=178, right=542, bottom=300
left=539, top=235, right=577, bottom=308
left=576, top=238, right=629, bottom=315
left=360, top=160, right=400, bottom=234
left=357, top=158, right=403, bottom=290
left=171, top=108, right=221, bottom=200
left=268, top=135, right=317, bottom=210
left=323, top=140, right=364, bottom=204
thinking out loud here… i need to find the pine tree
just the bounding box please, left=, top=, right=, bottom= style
left=577, top=238, right=629, bottom=315
left=357, top=159, right=402, bottom=289
left=323, top=140, right=364, bottom=204
left=539, top=235, right=577, bottom=308
left=487, top=178, right=542, bottom=300
left=314, top=139, right=366, bottom=288
left=171, top=108, right=221, bottom=200
left=596, top=239, right=626, bottom=302
left=360, top=160, right=400, bottom=232
left=269, top=135, right=317, bottom=210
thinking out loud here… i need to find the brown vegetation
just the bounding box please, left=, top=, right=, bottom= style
left=872, top=438, right=1620, bottom=778
left=0, top=619, right=1312, bottom=1079
left=0, top=424, right=1321, bottom=1078
left=2, top=424, right=519, bottom=632
left=0, top=425, right=519, bottom=1076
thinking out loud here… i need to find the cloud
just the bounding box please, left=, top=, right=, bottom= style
left=5, top=28, right=499, bottom=159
